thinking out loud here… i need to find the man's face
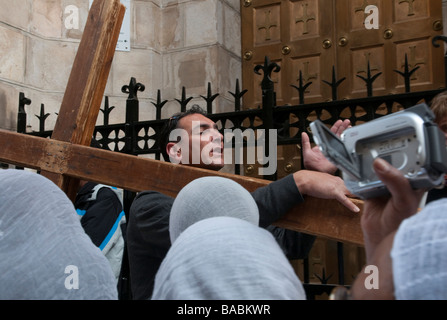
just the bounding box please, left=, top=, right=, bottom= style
left=171, top=113, right=224, bottom=170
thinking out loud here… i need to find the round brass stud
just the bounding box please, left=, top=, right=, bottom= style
left=384, top=29, right=393, bottom=39
left=244, top=51, right=253, bottom=61
left=433, top=20, right=443, bottom=31
left=338, top=37, right=348, bottom=47
left=245, top=165, right=255, bottom=175
left=282, top=46, right=291, bottom=55
left=322, top=39, right=332, bottom=49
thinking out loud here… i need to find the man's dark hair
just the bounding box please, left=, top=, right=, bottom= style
left=159, top=105, right=207, bottom=162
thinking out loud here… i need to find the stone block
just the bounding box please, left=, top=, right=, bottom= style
left=0, top=82, right=21, bottom=131
left=133, top=1, right=162, bottom=50
left=31, top=0, right=63, bottom=38
left=0, top=0, right=30, bottom=31
left=184, top=0, right=218, bottom=47
left=161, top=4, right=183, bottom=50
left=0, top=27, right=25, bottom=83
left=111, top=49, right=162, bottom=99
left=25, top=37, right=77, bottom=91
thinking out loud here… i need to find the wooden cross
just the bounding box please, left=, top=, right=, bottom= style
left=0, top=0, right=364, bottom=246
left=295, top=3, right=316, bottom=35
left=257, top=10, right=277, bottom=41
left=399, top=0, right=416, bottom=16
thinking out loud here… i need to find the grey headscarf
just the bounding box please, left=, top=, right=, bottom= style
left=169, top=176, right=259, bottom=243
left=152, top=216, right=306, bottom=300
left=0, top=169, right=117, bottom=300
left=391, top=198, right=447, bottom=300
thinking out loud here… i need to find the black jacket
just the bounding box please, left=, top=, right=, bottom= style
left=75, top=182, right=125, bottom=249
left=127, top=174, right=315, bottom=300
left=74, top=182, right=127, bottom=284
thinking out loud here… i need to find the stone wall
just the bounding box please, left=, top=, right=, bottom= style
left=2, top=1, right=447, bottom=133
left=0, top=0, right=242, bottom=132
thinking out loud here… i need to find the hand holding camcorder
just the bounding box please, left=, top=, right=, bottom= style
left=310, top=103, right=447, bottom=199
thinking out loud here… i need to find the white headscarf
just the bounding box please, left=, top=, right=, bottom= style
left=0, top=169, right=117, bottom=300
left=391, top=198, right=447, bottom=300
left=169, top=176, right=259, bottom=243
left=152, top=216, right=306, bottom=300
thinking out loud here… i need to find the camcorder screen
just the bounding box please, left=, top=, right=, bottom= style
left=310, top=120, right=361, bottom=179
left=320, top=123, right=351, bottom=160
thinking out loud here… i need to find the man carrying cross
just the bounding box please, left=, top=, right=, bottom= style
left=127, top=105, right=360, bottom=300
left=0, top=0, right=363, bottom=300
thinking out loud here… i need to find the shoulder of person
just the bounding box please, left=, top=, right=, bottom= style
left=134, top=190, right=173, bottom=202
left=131, top=190, right=174, bottom=215
left=93, top=184, right=123, bottom=204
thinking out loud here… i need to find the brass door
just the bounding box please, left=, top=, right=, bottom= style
left=241, top=0, right=337, bottom=108
left=241, top=0, right=444, bottom=106
left=241, top=0, right=444, bottom=179
left=336, top=0, right=445, bottom=99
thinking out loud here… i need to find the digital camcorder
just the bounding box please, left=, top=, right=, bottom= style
left=310, top=103, right=447, bottom=199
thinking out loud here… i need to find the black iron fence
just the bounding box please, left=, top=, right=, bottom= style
left=14, top=36, right=447, bottom=298
left=20, top=54, right=447, bottom=167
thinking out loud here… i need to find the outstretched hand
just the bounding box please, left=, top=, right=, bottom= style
left=302, top=119, right=351, bottom=174
left=293, top=169, right=360, bottom=213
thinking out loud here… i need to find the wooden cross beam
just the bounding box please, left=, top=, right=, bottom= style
left=0, top=0, right=364, bottom=246
left=0, top=130, right=364, bottom=245
left=40, top=0, right=126, bottom=201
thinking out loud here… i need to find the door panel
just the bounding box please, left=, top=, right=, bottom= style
left=336, top=0, right=444, bottom=98
left=242, top=0, right=444, bottom=105
left=241, top=0, right=444, bottom=181
left=242, top=0, right=337, bottom=108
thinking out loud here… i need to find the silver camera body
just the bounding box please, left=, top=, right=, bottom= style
left=310, top=103, right=447, bottom=199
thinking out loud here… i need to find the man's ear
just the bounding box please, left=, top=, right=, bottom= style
left=167, top=141, right=182, bottom=164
